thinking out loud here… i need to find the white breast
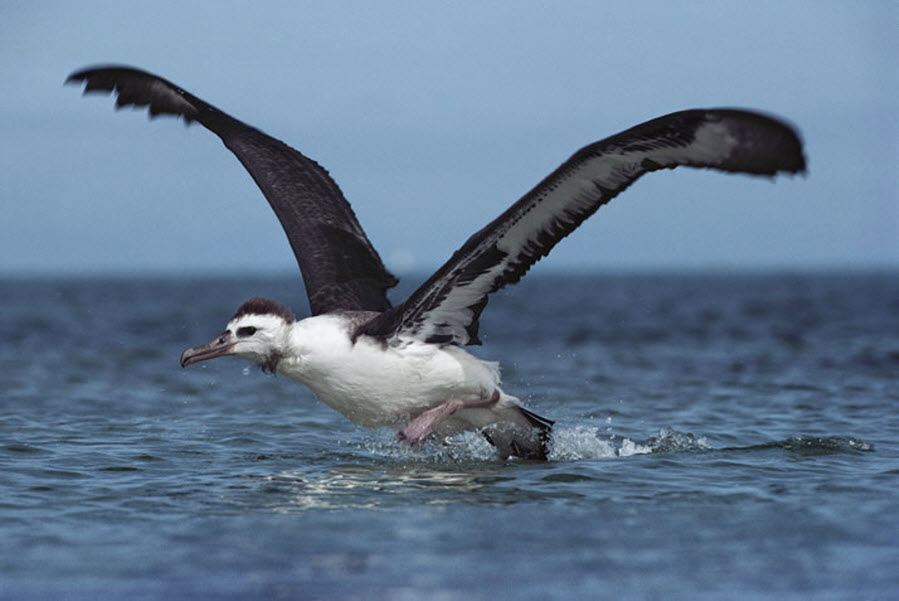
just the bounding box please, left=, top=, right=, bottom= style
left=277, top=314, right=501, bottom=427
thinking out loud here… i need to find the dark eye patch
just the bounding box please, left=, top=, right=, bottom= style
left=236, top=326, right=258, bottom=337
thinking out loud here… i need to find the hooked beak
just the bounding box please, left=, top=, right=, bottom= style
left=180, top=331, right=235, bottom=368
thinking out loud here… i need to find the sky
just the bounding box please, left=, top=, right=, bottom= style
left=1, top=1, right=896, bottom=276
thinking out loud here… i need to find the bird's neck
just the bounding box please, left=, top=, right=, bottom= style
left=254, top=323, right=299, bottom=375
left=276, top=315, right=353, bottom=381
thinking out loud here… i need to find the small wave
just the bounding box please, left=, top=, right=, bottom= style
left=3, top=443, right=48, bottom=454
left=720, top=434, right=874, bottom=455
left=739, top=435, right=874, bottom=455
left=783, top=435, right=874, bottom=454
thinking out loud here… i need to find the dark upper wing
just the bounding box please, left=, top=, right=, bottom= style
left=67, top=65, right=398, bottom=315
left=357, top=108, right=805, bottom=345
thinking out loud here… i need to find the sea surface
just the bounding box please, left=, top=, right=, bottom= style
left=1, top=272, right=897, bottom=600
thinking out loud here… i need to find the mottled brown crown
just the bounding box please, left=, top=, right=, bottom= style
left=231, top=298, right=296, bottom=323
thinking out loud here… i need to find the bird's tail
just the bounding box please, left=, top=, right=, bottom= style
left=483, top=403, right=554, bottom=461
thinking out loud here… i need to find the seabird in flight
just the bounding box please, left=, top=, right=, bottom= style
left=67, top=65, right=805, bottom=460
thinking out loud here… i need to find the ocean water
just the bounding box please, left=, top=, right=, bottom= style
left=1, top=272, right=897, bottom=600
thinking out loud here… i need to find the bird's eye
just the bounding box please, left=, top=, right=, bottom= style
left=236, top=326, right=257, bottom=337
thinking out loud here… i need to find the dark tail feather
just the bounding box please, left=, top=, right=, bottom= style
left=483, top=407, right=554, bottom=461
left=518, top=406, right=554, bottom=460
left=519, top=406, right=555, bottom=432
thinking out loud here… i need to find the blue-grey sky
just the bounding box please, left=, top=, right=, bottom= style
left=1, top=1, right=896, bottom=275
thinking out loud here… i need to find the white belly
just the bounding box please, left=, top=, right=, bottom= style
left=277, top=315, right=502, bottom=427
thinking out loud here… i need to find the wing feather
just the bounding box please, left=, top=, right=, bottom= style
left=357, top=109, right=805, bottom=345
left=67, top=65, right=398, bottom=314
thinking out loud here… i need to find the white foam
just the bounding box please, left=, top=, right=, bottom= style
left=617, top=438, right=654, bottom=457
left=547, top=425, right=618, bottom=461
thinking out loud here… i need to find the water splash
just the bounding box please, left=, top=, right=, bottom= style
left=351, top=425, right=712, bottom=463
left=548, top=425, right=619, bottom=460
left=641, top=428, right=712, bottom=453
left=549, top=426, right=712, bottom=460
left=354, top=429, right=499, bottom=463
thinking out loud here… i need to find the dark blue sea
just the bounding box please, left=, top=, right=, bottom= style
left=1, top=272, right=897, bottom=600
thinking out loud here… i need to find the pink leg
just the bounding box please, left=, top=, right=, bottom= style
left=399, top=390, right=500, bottom=445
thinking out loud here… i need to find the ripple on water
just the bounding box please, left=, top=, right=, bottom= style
left=131, top=454, right=164, bottom=462
left=38, top=469, right=89, bottom=480
left=730, top=435, right=875, bottom=455
left=781, top=435, right=874, bottom=454
left=3, top=443, right=50, bottom=455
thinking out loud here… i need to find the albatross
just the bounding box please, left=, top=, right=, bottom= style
left=67, top=65, right=805, bottom=460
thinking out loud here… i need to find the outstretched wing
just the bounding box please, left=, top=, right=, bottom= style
left=67, top=65, right=398, bottom=315
left=357, top=109, right=805, bottom=345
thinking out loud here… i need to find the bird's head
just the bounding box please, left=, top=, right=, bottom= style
left=180, top=297, right=296, bottom=373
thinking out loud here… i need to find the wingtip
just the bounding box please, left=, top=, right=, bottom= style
left=783, top=144, right=808, bottom=178
left=711, top=107, right=808, bottom=180
left=778, top=126, right=807, bottom=178
left=65, top=65, right=104, bottom=86
left=778, top=152, right=807, bottom=178
left=64, top=64, right=137, bottom=87
left=64, top=70, right=85, bottom=86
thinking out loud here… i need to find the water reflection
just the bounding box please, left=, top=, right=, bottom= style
left=263, top=462, right=511, bottom=511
